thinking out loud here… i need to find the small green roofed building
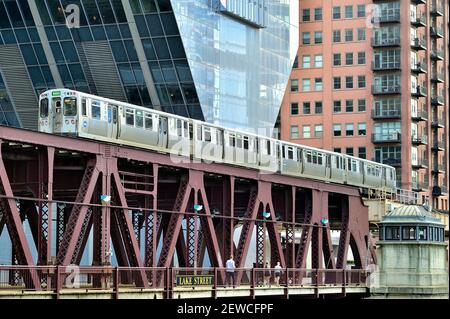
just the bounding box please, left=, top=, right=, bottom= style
left=371, top=204, right=448, bottom=298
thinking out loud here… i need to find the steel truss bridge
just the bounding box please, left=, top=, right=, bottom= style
left=0, top=125, right=376, bottom=298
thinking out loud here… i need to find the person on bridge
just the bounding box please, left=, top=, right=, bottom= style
left=264, top=262, right=271, bottom=287
left=225, top=255, right=236, bottom=288
left=274, top=261, right=282, bottom=286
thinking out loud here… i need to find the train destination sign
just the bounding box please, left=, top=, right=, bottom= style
left=175, top=275, right=214, bottom=286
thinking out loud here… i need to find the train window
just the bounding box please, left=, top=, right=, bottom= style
left=91, top=101, right=101, bottom=119
left=266, top=140, right=271, bottom=155
left=144, top=113, right=153, bottom=130
left=81, top=98, right=87, bottom=116
left=196, top=125, right=202, bottom=140
left=135, top=110, right=143, bottom=128
left=40, top=98, right=49, bottom=117
left=125, top=108, right=134, bottom=126
left=63, top=97, right=77, bottom=116
left=112, top=107, right=117, bottom=124
left=229, top=134, right=236, bottom=147
left=216, top=130, right=223, bottom=145
left=204, top=127, right=211, bottom=142
left=243, top=137, right=249, bottom=150
left=317, top=154, right=323, bottom=165
left=287, top=147, right=294, bottom=160
left=306, top=151, right=312, bottom=163
left=176, top=119, right=182, bottom=136
left=236, top=136, right=242, bottom=148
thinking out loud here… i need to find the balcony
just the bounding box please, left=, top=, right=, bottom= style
left=372, top=132, right=401, bottom=143
left=430, top=71, right=444, bottom=83
left=430, top=48, right=444, bottom=60
left=430, top=1, right=444, bottom=16
left=431, top=95, right=444, bottom=105
left=412, top=157, right=429, bottom=169
left=431, top=140, right=445, bottom=151
left=411, top=134, right=428, bottom=145
left=412, top=180, right=429, bottom=192
left=410, top=13, right=427, bottom=27
left=372, top=37, right=401, bottom=47
left=372, top=13, right=400, bottom=24
left=372, top=84, right=401, bottom=95
left=372, top=108, right=401, bottom=119
left=432, top=162, right=445, bottom=174
left=411, top=85, right=427, bottom=97
left=411, top=61, right=427, bottom=74
left=431, top=112, right=445, bottom=128
left=411, top=108, right=428, bottom=121
left=410, top=37, right=427, bottom=50
left=432, top=185, right=448, bottom=196
left=371, top=61, right=401, bottom=71
left=430, top=26, right=444, bottom=38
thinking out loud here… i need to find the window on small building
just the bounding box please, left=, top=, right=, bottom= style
left=402, top=226, right=417, bottom=240
left=346, top=147, right=354, bottom=156
left=302, top=9, right=310, bottom=21
left=314, top=125, right=323, bottom=138
left=333, top=53, right=341, bottom=66
left=345, top=5, right=353, bottom=18
left=357, top=28, right=366, bottom=41
left=333, top=6, right=341, bottom=19
left=303, top=125, right=311, bottom=138
left=303, top=102, right=311, bottom=114
left=345, top=100, right=353, bottom=112
left=358, top=52, right=366, bottom=64
left=333, top=124, right=342, bottom=137
left=302, top=55, right=311, bottom=68
left=290, top=125, right=299, bottom=139
left=358, top=122, right=366, bottom=136
left=302, top=32, right=310, bottom=44
left=333, top=29, right=341, bottom=42
left=346, top=76, right=353, bottom=89
left=290, top=103, right=298, bottom=115
left=345, top=52, right=353, bottom=65
left=315, top=8, right=323, bottom=20
left=333, top=100, right=341, bottom=113
left=291, top=79, right=298, bottom=92
left=385, top=226, right=400, bottom=240
left=333, top=77, right=341, bottom=89
left=345, top=29, right=353, bottom=42
left=346, top=123, right=354, bottom=136
left=315, top=101, right=323, bottom=114
left=358, top=147, right=366, bottom=159
left=314, top=31, right=322, bottom=44
left=418, top=226, right=427, bottom=240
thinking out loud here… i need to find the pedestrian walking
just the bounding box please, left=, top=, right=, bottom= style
left=274, top=261, right=282, bottom=286
left=226, top=255, right=236, bottom=287
left=264, top=262, right=271, bottom=287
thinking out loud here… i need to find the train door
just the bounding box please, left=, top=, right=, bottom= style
left=52, top=97, right=62, bottom=132
left=107, top=104, right=118, bottom=139
left=158, top=116, right=168, bottom=148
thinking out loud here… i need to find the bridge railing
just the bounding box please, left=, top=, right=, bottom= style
left=0, top=266, right=370, bottom=296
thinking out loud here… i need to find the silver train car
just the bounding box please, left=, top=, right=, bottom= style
left=38, top=89, right=397, bottom=192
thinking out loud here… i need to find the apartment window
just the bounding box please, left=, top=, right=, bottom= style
left=333, top=124, right=342, bottom=136
left=357, top=52, right=366, bottom=64
left=358, top=147, right=366, bottom=159
left=302, top=102, right=311, bottom=114
left=315, top=8, right=323, bottom=21
left=302, top=55, right=311, bottom=68
left=357, top=28, right=366, bottom=41
left=357, top=5, right=366, bottom=17
left=346, top=100, right=353, bottom=112
left=314, top=31, right=323, bottom=44
left=314, top=54, right=323, bottom=67
left=345, top=5, right=353, bottom=18
left=302, top=32, right=310, bottom=45
left=290, top=103, right=298, bottom=115
left=358, top=99, right=366, bottom=112
left=314, top=78, right=323, bottom=91
left=290, top=125, right=299, bottom=139
left=302, top=9, right=310, bottom=22
left=333, top=30, right=341, bottom=42
left=333, top=77, right=341, bottom=89
left=315, top=124, right=323, bottom=137
left=302, top=79, right=311, bottom=92
left=333, top=6, right=341, bottom=19
left=374, top=49, right=400, bottom=69
left=303, top=125, right=311, bottom=138
left=293, top=55, right=298, bottom=68
left=291, top=79, right=298, bottom=92
left=346, top=76, right=353, bottom=89
left=345, top=52, right=353, bottom=65
left=346, top=123, right=354, bottom=136
left=315, top=101, right=323, bottom=114
left=346, top=147, right=354, bottom=156
left=345, top=29, right=353, bottom=42
left=333, top=100, right=342, bottom=113
left=334, top=148, right=341, bottom=153
left=358, top=122, right=367, bottom=136
left=358, top=75, right=366, bottom=88
left=333, top=53, right=341, bottom=66
left=374, top=146, right=401, bottom=164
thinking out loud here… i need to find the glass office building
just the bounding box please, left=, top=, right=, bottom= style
left=0, top=0, right=298, bottom=134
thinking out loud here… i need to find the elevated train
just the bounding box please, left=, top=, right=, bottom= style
left=38, top=89, right=397, bottom=192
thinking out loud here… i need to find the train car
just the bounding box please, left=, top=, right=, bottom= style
left=38, top=89, right=397, bottom=193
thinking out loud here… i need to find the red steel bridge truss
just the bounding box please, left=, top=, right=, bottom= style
left=0, top=126, right=376, bottom=290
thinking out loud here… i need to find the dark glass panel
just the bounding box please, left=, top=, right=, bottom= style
left=181, top=83, right=199, bottom=104
left=0, top=3, right=12, bottom=29
left=45, top=26, right=58, bottom=41
left=152, top=38, right=170, bottom=59
left=131, top=63, right=145, bottom=85
left=97, top=0, right=115, bottom=24
left=5, top=0, right=25, bottom=27
left=20, top=44, right=38, bottom=65
left=124, top=40, right=138, bottom=61
left=118, top=24, right=131, bottom=38
left=110, top=41, right=128, bottom=62
left=139, top=86, right=152, bottom=106
left=91, top=25, right=107, bottom=40
left=82, top=0, right=102, bottom=24
left=174, top=60, right=192, bottom=82
left=135, top=15, right=149, bottom=37
left=50, top=42, right=66, bottom=63
left=105, top=24, right=121, bottom=39
left=155, top=84, right=170, bottom=105
left=41, top=66, right=55, bottom=87
left=166, top=84, right=184, bottom=105
left=145, top=14, right=163, bottom=36
left=78, top=26, right=93, bottom=41
left=159, top=61, right=177, bottom=83
left=15, top=28, right=30, bottom=43
left=129, top=0, right=142, bottom=14
left=160, top=13, right=178, bottom=36
left=141, top=0, right=157, bottom=13
left=17, top=0, right=35, bottom=26
left=156, top=0, right=172, bottom=12
left=57, top=64, right=73, bottom=86
left=118, top=63, right=135, bottom=85
left=149, top=62, right=163, bottom=83
left=125, top=86, right=142, bottom=105
left=68, top=64, right=87, bottom=86
left=167, top=36, right=185, bottom=58
left=142, top=39, right=157, bottom=60
left=35, top=1, right=52, bottom=25
left=28, top=66, right=46, bottom=87
left=61, top=41, right=79, bottom=62
left=1, top=30, right=16, bottom=44
left=187, top=104, right=204, bottom=120
left=28, top=28, right=40, bottom=42
left=110, top=0, right=127, bottom=23
left=172, top=105, right=189, bottom=117
left=55, top=26, right=72, bottom=40
left=46, top=0, right=66, bottom=24
left=33, top=43, right=48, bottom=64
